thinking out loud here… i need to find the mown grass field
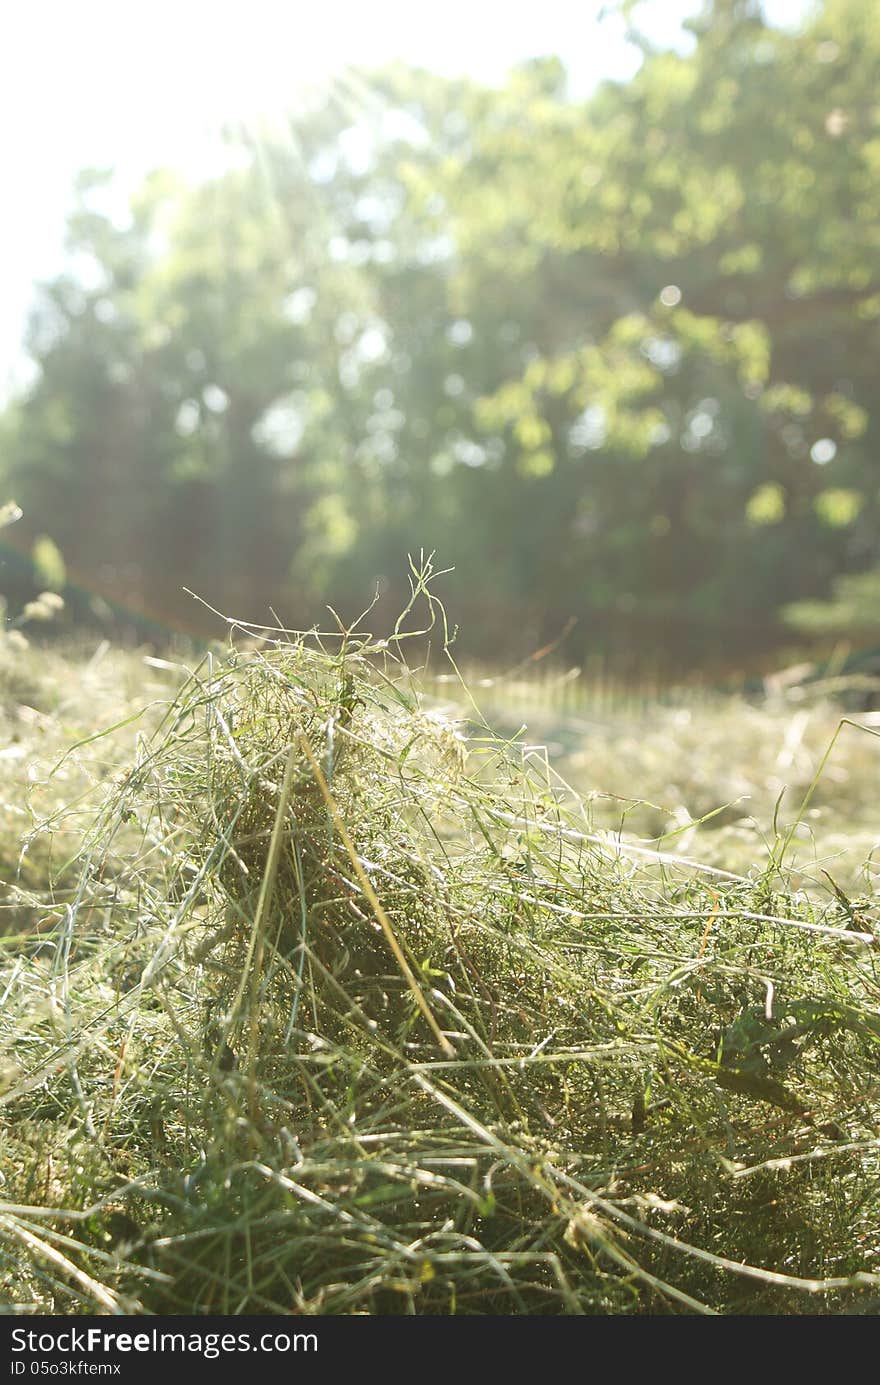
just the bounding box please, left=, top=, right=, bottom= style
left=2, top=613, right=880, bottom=1316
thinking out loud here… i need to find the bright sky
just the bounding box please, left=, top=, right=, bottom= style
left=1, top=0, right=811, bottom=398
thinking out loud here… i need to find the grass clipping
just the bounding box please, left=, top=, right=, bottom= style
left=3, top=621, right=880, bottom=1314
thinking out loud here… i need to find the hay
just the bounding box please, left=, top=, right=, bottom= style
left=2, top=597, right=880, bottom=1313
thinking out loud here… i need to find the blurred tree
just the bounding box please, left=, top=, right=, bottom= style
left=420, top=0, right=880, bottom=653
left=2, top=0, right=879, bottom=670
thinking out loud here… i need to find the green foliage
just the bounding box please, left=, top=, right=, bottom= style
left=2, top=1, right=880, bottom=664
left=785, top=566, right=880, bottom=637
left=32, top=535, right=66, bottom=591
left=747, top=483, right=786, bottom=526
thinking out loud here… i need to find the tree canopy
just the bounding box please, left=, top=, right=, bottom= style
left=2, top=0, right=878, bottom=670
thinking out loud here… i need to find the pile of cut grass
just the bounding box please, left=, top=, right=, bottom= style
left=3, top=598, right=880, bottom=1314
